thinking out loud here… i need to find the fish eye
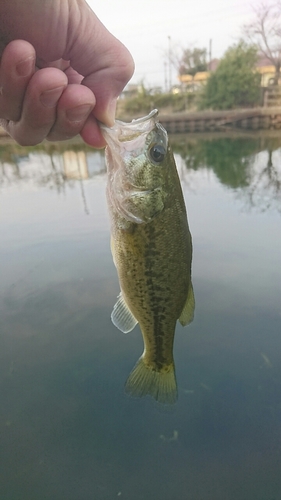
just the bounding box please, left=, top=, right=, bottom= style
left=149, top=144, right=166, bottom=163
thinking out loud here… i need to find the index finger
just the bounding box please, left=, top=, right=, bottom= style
left=64, top=6, right=134, bottom=126
left=0, top=40, right=36, bottom=121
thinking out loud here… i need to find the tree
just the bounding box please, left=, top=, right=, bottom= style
left=178, top=47, right=207, bottom=76
left=200, top=41, right=261, bottom=110
left=243, top=2, right=281, bottom=85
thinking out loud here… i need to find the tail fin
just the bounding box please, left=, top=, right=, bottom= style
left=125, top=356, right=177, bottom=405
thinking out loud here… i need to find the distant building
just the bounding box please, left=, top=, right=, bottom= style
left=178, top=70, right=210, bottom=91
left=178, top=59, right=219, bottom=90
left=256, top=55, right=277, bottom=87
left=63, top=151, right=88, bottom=180
left=207, top=59, right=220, bottom=72
left=178, top=55, right=279, bottom=90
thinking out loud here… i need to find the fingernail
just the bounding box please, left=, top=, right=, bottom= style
left=66, top=104, right=93, bottom=122
left=102, top=99, right=117, bottom=127
left=16, top=56, right=35, bottom=77
left=40, top=86, right=65, bottom=107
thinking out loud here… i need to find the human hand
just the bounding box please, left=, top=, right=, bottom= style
left=0, top=0, right=134, bottom=147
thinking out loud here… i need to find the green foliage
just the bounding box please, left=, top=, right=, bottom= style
left=179, top=47, right=207, bottom=76
left=201, top=138, right=255, bottom=187
left=118, top=91, right=197, bottom=116
left=171, top=136, right=260, bottom=188
left=200, top=41, right=261, bottom=110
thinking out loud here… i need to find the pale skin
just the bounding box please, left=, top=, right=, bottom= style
left=0, top=0, right=134, bottom=147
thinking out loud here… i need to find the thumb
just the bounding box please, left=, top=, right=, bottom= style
left=65, top=2, right=134, bottom=126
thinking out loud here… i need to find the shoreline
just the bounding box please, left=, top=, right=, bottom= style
left=2, top=106, right=281, bottom=144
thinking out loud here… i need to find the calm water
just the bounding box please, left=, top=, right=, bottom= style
left=0, top=133, right=281, bottom=500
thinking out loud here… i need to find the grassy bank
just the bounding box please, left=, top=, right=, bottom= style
left=116, top=91, right=199, bottom=119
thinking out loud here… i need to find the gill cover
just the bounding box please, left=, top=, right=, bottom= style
left=100, top=110, right=169, bottom=224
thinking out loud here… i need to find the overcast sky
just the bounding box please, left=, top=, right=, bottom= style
left=88, top=0, right=259, bottom=89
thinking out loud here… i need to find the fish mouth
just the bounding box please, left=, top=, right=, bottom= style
left=100, top=109, right=159, bottom=143
left=128, top=109, right=158, bottom=125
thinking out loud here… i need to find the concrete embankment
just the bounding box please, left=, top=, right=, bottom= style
left=2, top=107, right=281, bottom=140
left=158, top=107, right=281, bottom=133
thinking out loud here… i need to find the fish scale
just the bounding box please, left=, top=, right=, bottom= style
left=100, top=110, right=195, bottom=404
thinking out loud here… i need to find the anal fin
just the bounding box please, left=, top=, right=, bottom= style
left=179, top=281, right=195, bottom=326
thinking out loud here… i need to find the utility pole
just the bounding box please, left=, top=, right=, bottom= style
left=168, top=35, right=172, bottom=91
left=164, top=61, right=168, bottom=92
left=209, top=39, right=212, bottom=70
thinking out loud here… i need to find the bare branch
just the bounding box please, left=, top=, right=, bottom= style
left=243, top=2, right=281, bottom=80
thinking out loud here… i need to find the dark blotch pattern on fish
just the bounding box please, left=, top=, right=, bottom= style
left=101, top=110, right=194, bottom=404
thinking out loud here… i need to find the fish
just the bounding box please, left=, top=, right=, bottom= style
left=100, top=109, right=195, bottom=404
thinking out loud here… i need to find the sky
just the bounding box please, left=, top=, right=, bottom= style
left=88, top=0, right=259, bottom=90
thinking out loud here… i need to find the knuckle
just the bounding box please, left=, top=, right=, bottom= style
left=14, top=135, right=40, bottom=146
left=47, top=120, right=84, bottom=142
left=9, top=123, right=44, bottom=146
left=46, top=130, right=76, bottom=142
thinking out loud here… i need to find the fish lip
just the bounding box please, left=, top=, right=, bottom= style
left=99, top=109, right=158, bottom=129
left=128, top=109, right=158, bottom=125
left=99, top=109, right=159, bottom=141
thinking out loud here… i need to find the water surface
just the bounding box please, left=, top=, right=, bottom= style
left=0, top=134, right=281, bottom=500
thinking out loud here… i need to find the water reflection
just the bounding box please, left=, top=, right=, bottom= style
left=0, top=141, right=105, bottom=191
left=171, top=134, right=281, bottom=213
left=1, top=133, right=281, bottom=500
left=1, top=134, right=281, bottom=214
left=244, top=149, right=281, bottom=213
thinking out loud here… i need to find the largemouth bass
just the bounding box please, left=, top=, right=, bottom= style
left=100, top=110, right=195, bottom=404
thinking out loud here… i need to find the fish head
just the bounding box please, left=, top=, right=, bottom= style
left=100, top=110, right=173, bottom=224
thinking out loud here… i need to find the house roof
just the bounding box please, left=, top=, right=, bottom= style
left=256, top=54, right=273, bottom=67
left=257, top=65, right=275, bottom=74
left=178, top=74, right=193, bottom=82
left=194, top=71, right=209, bottom=81
left=207, top=59, right=220, bottom=71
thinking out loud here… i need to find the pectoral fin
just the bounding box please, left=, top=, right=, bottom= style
left=111, top=292, right=138, bottom=333
left=123, top=188, right=166, bottom=223
left=179, top=282, right=195, bottom=326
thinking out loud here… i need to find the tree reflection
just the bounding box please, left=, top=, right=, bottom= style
left=171, top=134, right=281, bottom=212
left=1, top=134, right=281, bottom=213
left=244, top=148, right=281, bottom=213
left=0, top=141, right=106, bottom=192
